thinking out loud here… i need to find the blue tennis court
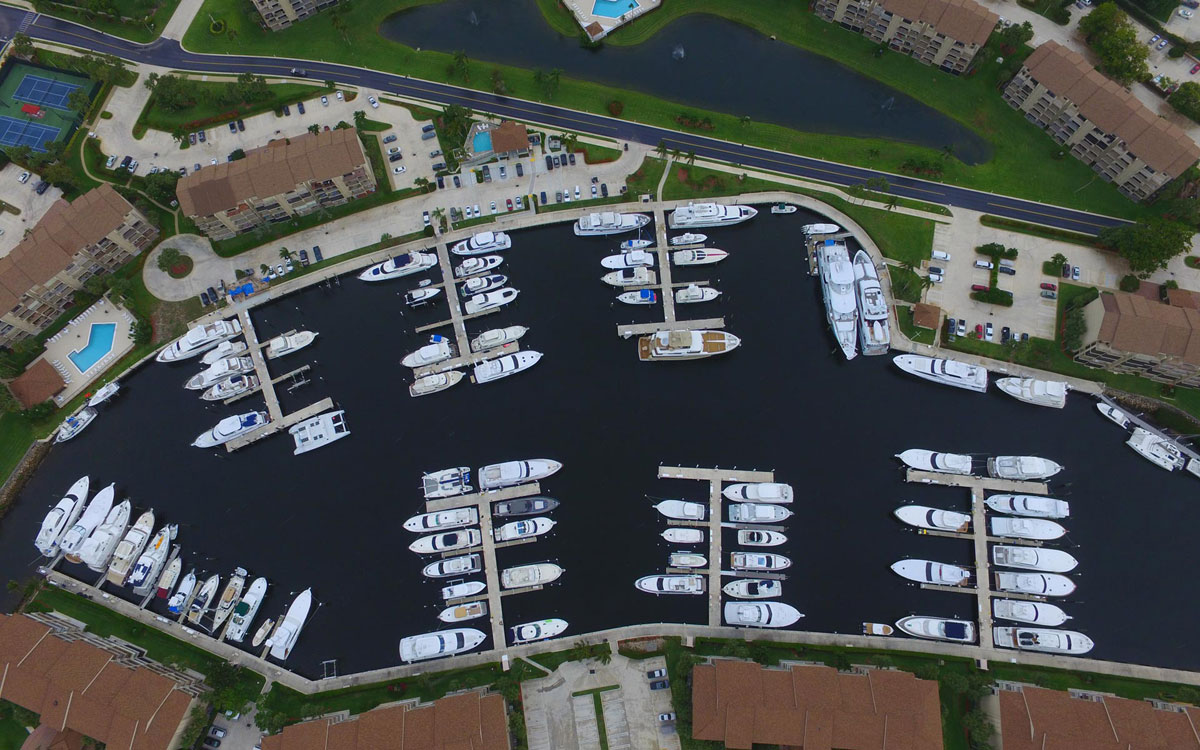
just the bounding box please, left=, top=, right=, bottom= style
left=13, top=73, right=80, bottom=110
left=0, top=116, right=60, bottom=152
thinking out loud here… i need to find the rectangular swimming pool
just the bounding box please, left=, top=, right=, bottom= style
left=591, top=0, right=639, bottom=18
left=472, top=131, right=493, bottom=154
left=68, top=322, right=117, bottom=374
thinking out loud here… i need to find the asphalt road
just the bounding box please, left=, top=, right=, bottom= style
left=3, top=6, right=1131, bottom=234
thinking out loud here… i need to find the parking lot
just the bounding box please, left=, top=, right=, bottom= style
left=0, top=162, right=63, bottom=259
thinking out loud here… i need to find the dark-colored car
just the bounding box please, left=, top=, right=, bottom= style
left=971, top=283, right=989, bottom=292
left=228, top=122, right=237, bottom=133
left=555, top=191, right=562, bottom=203
left=383, top=134, right=398, bottom=144
left=35, top=181, right=49, bottom=195
left=188, top=132, right=196, bottom=145
left=601, top=183, right=608, bottom=197
left=515, top=162, right=523, bottom=177
left=120, top=156, right=132, bottom=169
left=552, top=155, right=561, bottom=168
left=299, top=248, right=310, bottom=266
left=646, top=668, right=666, bottom=679
left=237, top=119, right=245, bottom=131
left=929, top=266, right=944, bottom=275
left=207, top=286, right=218, bottom=302
left=388, top=153, right=403, bottom=163
left=545, top=154, right=554, bottom=170
left=290, top=67, right=306, bottom=76
left=421, top=124, right=436, bottom=133
left=313, top=245, right=323, bottom=262
left=198, top=130, right=206, bottom=142
left=421, top=131, right=437, bottom=141
left=997, top=266, right=1016, bottom=276
left=482, top=165, right=492, bottom=183
left=1021, top=332, right=1030, bottom=342
left=568, top=153, right=576, bottom=165
left=1040, top=282, right=1057, bottom=291
left=200, top=290, right=210, bottom=306
left=432, top=162, right=446, bottom=171
left=282, top=104, right=291, bottom=116
left=1041, top=290, right=1058, bottom=299
left=297, top=101, right=305, bottom=115
left=1062, top=263, right=1072, bottom=278
left=1001, top=326, right=1011, bottom=343
left=436, top=175, right=445, bottom=189
left=453, top=175, right=461, bottom=188
left=650, top=680, right=669, bottom=691
left=540, top=191, right=547, bottom=204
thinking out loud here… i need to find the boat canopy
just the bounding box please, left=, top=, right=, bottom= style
left=943, top=621, right=968, bottom=640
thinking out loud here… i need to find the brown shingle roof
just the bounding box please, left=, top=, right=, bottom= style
left=1024, top=41, right=1200, bottom=175
left=998, top=686, right=1200, bottom=749
left=878, top=0, right=998, bottom=45
left=489, top=121, right=528, bottom=156
left=912, top=302, right=942, bottom=329
left=1093, top=290, right=1200, bottom=365
left=8, top=359, right=65, bottom=409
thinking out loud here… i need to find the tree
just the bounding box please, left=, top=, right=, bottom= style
left=41, top=162, right=76, bottom=191
left=279, top=247, right=293, bottom=261
left=1099, top=218, right=1194, bottom=277
left=157, top=247, right=184, bottom=273
left=865, top=176, right=889, bottom=193
left=142, top=170, right=180, bottom=205
left=654, top=140, right=667, bottom=159
left=963, top=707, right=995, bottom=749
left=67, top=88, right=91, bottom=118
left=144, top=73, right=195, bottom=111
left=1170, top=81, right=1200, bottom=124
left=307, top=123, right=320, bottom=135
left=233, top=71, right=269, bottom=102
left=451, top=50, right=470, bottom=81
left=352, top=109, right=366, bottom=129
left=996, top=20, right=1034, bottom=49
left=1050, top=252, right=1068, bottom=268
left=490, top=68, right=507, bottom=95
left=686, top=150, right=695, bottom=166
left=12, top=33, right=34, bottom=59
left=413, top=176, right=431, bottom=192
left=1078, top=3, right=1149, bottom=85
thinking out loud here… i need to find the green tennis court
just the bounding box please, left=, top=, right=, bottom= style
left=0, top=62, right=92, bottom=152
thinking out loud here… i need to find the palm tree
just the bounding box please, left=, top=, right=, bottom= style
left=452, top=50, right=470, bottom=81
left=413, top=176, right=431, bottom=192
left=670, top=148, right=682, bottom=161
left=654, top=140, right=667, bottom=159
left=885, top=194, right=899, bottom=211
left=278, top=247, right=293, bottom=261
left=686, top=150, right=695, bottom=166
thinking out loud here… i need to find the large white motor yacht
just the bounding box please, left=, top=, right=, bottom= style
left=728, top=503, right=791, bottom=523
left=473, top=351, right=543, bottom=384
left=993, top=599, right=1072, bottom=626
left=225, top=577, right=268, bottom=643
left=200, top=339, right=247, bottom=366
left=479, top=458, right=562, bottom=489
left=404, top=507, right=479, bottom=533
left=573, top=211, right=651, bottom=236
left=459, top=274, right=508, bottom=298
left=267, top=588, right=313, bottom=660
left=1126, top=427, right=1187, bottom=471
left=670, top=233, right=707, bottom=245
left=157, top=319, right=242, bottom=362
left=410, top=371, right=464, bottom=397
left=1097, top=402, right=1132, bottom=429
left=266, top=331, right=318, bottom=359
left=501, top=562, right=563, bottom=589
left=34, top=476, right=89, bottom=557
left=402, top=338, right=454, bottom=368
left=470, top=326, right=528, bottom=353
left=464, top=288, right=519, bottom=314
left=723, top=482, right=793, bottom=503
left=55, top=408, right=97, bottom=444
left=455, top=255, right=504, bottom=278
left=895, top=616, right=975, bottom=643
left=510, top=618, right=568, bottom=644
left=201, top=374, right=259, bottom=401
left=129, top=524, right=176, bottom=594
left=896, top=449, right=973, bottom=475
left=78, top=500, right=131, bottom=572
left=996, top=377, right=1069, bottom=409
left=105, top=508, right=154, bottom=585
left=675, top=284, right=720, bottom=304
left=993, top=626, right=1093, bottom=654
left=985, top=494, right=1069, bottom=519
left=662, top=528, right=703, bottom=544
left=191, top=411, right=269, bottom=448
left=167, top=570, right=196, bottom=615
left=602, top=267, right=654, bottom=287
left=399, top=628, right=487, bottom=662
left=637, top=329, right=740, bottom=361
left=423, top=554, right=482, bottom=578
left=290, top=410, right=350, bottom=455
left=494, top=517, right=556, bottom=542
left=654, top=500, right=705, bottom=520
left=185, top=356, right=254, bottom=390
left=737, top=530, right=787, bottom=547
left=669, top=552, right=707, bottom=568
left=409, top=529, right=483, bottom=555
left=672, top=248, right=728, bottom=266
left=451, top=231, right=512, bottom=255
left=358, top=252, right=438, bottom=281
left=602, top=250, right=655, bottom=269
left=994, top=571, right=1076, bottom=597
left=802, top=223, right=840, bottom=235
left=722, top=579, right=781, bottom=599
left=60, top=483, right=115, bottom=560
left=987, top=455, right=1063, bottom=480
left=668, top=202, right=757, bottom=229
left=852, top=249, right=890, bottom=356
left=635, top=575, right=705, bottom=594
left=816, top=239, right=859, bottom=360
left=992, top=545, right=1078, bottom=573
left=989, top=517, right=1066, bottom=541
left=893, top=354, right=988, bottom=392
left=890, top=559, right=971, bottom=586
left=723, top=602, right=802, bottom=628
left=893, top=505, right=970, bottom=532
left=730, top=552, right=791, bottom=571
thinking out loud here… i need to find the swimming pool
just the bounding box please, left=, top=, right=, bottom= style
left=472, top=130, right=493, bottom=154
left=591, top=0, right=638, bottom=18
left=68, top=322, right=117, bottom=374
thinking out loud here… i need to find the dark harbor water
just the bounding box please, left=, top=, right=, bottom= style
left=2, top=211, right=1196, bottom=679
left=378, top=0, right=991, bottom=164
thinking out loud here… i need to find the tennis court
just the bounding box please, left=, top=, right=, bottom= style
left=0, top=117, right=60, bottom=150
left=13, top=74, right=81, bottom=111
left=0, top=62, right=92, bottom=152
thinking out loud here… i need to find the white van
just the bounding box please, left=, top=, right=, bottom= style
left=931, top=250, right=951, bottom=261
left=974, top=259, right=994, bottom=270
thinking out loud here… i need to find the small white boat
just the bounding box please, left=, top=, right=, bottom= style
left=399, top=628, right=487, bottom=662
left=724, top=601, right=802, bottom=628
left=802, top=223, right=840, bottom=235
left=602, top=250, right=655, bottom=269
left=267, top=588, right=313, bottom=660
left=511, top=618, right=568, bottom=644
left=619, top=238, right=653, bottom=250
left=441, top=580, right=486, bottom=600
left=989, top=516, right=1066, bottom=541
left=184, top=357, right=254, bottom=390
left=451, top=231, right=512, bottom=255
left=574, top=212, right=651, bottom=236
left=736, top=529, right=787, bottom=546
left=470, top=326, right=528, bottom=353
left=225, top=576, right=268, bottom=643
left=890, top=559, right=971, bottom=586
left=602, top=267, right=653, bottom=287
left=200, top=339, right=247, bottom=366
left=495, top=496, right=559, bottom=516
left=661, top=528, right=704, bottom=544
left=86, top=382, right=120, bottom=407
left=128, top=523, right=176, bottom=593
left=55, top=408, right=98, bottom=443
left=494, top=517, right=556, bottom=542
left=424, top=553, right=482, bottom=578
left=722, top=579, right=781, bottom=599
left=459, top=274, right=508, bottom=297
left=78, top=500, right=131, bottom=572
left=993, top=599, right=1071, bottom=626
left=405, top=287, right=442, bottom=307
left=994, top=626, right=1093, bottom=654
left=479, top=458, right=562, bottom=489
left=995, top=571, right=1076, bottom=597
left=654, top=499, right=705, bottom=521
left=770, top=203, right=797, bottom=214
left=893, top=354, right=988, bottom=393
left=251, top=618, right=275, bottom=648
left=358, top=251, right=437, bottom=281
left=638, top=329, right=741, bottom=361
left=210, top=568, right=247, bottom=634
left=896, top=449, right=973, bottom=475
left=668, top=552, right=707, bottom=568
left=290, top=410, right=350, bottom=455
left=60, top=483, right=115, bottom=560
left=265, top=331, right=317, bottom=360
left=421, top=467, right=473, bottom=499
left=670, top=233, right=706, bottom=246
left=405, top=507, right=479, bottom=533
left=996, top=377, right=1069, bottom=409
left=730, top=552, right=791, bottom=571
left=409, top=529, right=482, bottom=554
left=191, top=411, right=268, bottom=448
left=985, top=494, right=1069, bottom=519
left=464, top=287, right=519, bottom=314
left=157, top=319, right=241, bottom=362
left=1097, top=402, right=1131, bottom=429
left=455, top=255, right=503, bottom=278
left=410, top=371, right=464, bottom=397
left=187, top=574, right=220, bottom=624
left=635, top=574, right=705, bottom=594
left=669, top=202, right=757, bottom=229
left=167, top=570, right=196, bottom=615
left=893, top=505, right=970, bottom=532
left=34, top=476, right=89, bottom=557
left=723, top=482, right=793, bottom=504
left=672, top=248, right=728, bottom=266
left=987, top=455, right=1064, bottom=480
left=402, top=338, right=453, bottom=368
left=200, top=374, right=259, bottom=401
left=501, top=562, right=563, bottom=589
left=156, top=556, right=181, bottom=599
left=438, top=601, right=488, bottom=623
left=106, top=508, right=153, bottom=585
left=863, top=623, right=894, bottom=636
left=617, top=290, right=658, bottom=305
left=992, top=545, right=1078, bottom=573
left=896, top=616, right=975, bottom=643
left=675, top=284, right=720, bottom=304
left=728, top=503, right=792, bottom=523
left=1126, top=427, right=1187, bottom=471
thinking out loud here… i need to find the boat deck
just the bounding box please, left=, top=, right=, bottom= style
left=223, top=397, right=335, bottom=453
left=224, top=365, right=311, bottom=405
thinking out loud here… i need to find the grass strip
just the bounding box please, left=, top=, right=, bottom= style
left=38, top=0, right=184, bottom=43
left=980, top=214, right=1103, bottom=247
left=593, top=692, right=610, bottom=750
left=136, top=81, right=326, bottom=134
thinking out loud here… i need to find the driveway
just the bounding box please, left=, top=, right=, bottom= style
left=0, top=162, right=62, bottom=259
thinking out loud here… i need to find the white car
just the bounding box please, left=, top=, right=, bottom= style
left=336, top=90, right=344, bottom=100
left=321, top=95, right=329, bottom=106
left=285, top=258, right=294, bottom=273
left=928, top=271, right=943, bottom=283
left=1180, top=8, right=1194, bottom=17
left=422, top=210, right=430, bottom=226
left=490, top=201, right=497, bottom=214
left=368, top=95, right=379, bottom=108
left=465, top=206, right=474, bottom=218
left=574, top=186, right=581, bottom=199
left=393, top=165, right=406, bottom=175
left=931, top=250, right=950, bottom=261
left=473, top=203, right=481, bottom=216
left=104, top=156, right=116, bottom=169
left=18, top=171, right=30, bottom=183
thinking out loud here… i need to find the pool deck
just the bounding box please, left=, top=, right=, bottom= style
left=40, top=297, right=136, bottom=407
left=563, top=0, right=661, bottom=40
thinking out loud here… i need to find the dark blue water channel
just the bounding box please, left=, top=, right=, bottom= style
left=0, top=211, right=1194, bottom=679
left=377, top=0, right=991, bottom=164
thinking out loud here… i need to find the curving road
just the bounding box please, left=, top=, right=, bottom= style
left=4, top=6, right=1130, bottom=233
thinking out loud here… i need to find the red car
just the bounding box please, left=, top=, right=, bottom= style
left=1040, top=282, right=1058, bottom=291
left=1192, top=63, right=1200, bottom=74
left=971, top=284, right=989, bottom=292
left=975, top=324, right=984, bottom=337
left=505, top=198, right=514, bottom=211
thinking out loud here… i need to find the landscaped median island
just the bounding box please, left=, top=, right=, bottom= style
left=134, top=73, right=328, bottom=137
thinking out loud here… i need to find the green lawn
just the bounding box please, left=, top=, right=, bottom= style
left=888, top=266, right=925, bottom=303
left=980, top=215, right=1102, bottom=249
left=40, top=0, right=184, bottom=42
left=529, top=642, right=611, bottom=672
left=137, top=82, right=326, bottom=133
left=0, top=715, right=30, bottom=749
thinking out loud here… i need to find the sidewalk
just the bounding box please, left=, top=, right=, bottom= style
left=159, top=0, right=205, bottom=41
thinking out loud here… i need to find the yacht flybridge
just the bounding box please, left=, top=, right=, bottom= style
left=574, top=211, right=651, bottom=236
left=451, top=231, right=511, bottom=255
left=996, top=377, right=1069, bottom=408
left=638, top=329, right=740, bottom=361
left=34, top=476, right=89, bottom=557
left=358, top=252, right=438, bottom=281
left=896, top=449, right=973, bottom=475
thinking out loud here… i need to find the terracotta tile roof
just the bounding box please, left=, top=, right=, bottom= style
left=8, top=359, right=65, bottom=409
left=998, top=686, right=1200, bottom=749
left=878, top=0, right=998, bottom=44
left=1093, top=291, right=1200, bottom=365
left=1167, top=288, right=1200, bottom=309
left=177, top=129, right=368, bottom=218
left=912, top=302, right=942, bottom=329
left=1023, top=41, right=1200, bottom=175
left=490, top=121, right=529, bottom=156
left=0, top=615, right=51, bottom=664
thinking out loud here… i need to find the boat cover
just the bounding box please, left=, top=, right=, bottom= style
left=944, top=622, right=968, bottom=640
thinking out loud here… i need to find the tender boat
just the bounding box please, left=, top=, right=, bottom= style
left=723, top=483, right=793, bottom=504
left=993, top=599, right=1071, bottom=626
left=573, top=212, right=651, bottom=236
left=996, top=377, right=1069, bottom=409
left=730, top=552, right=791, bottom=571
left=619, top=238, right=653, bottom=250
left=770, top=203, right=797, bottom=214
left=671, top=233, right=706, bottom=246
left=494, top=496, right=559, bottom=517
left=405, top=287, right=442, bottom=307
left=816, top=239, right=858, bottom=360
left=167, top=570, right=196, bottom=614
left=736, top=529, right=787, bottom=546
left=675, top=284, right=720, bottom=304
left=893, top=354, right=988, bottom=393
left=290, top=410, right=350, bottom=455
left=424, top=553, right=482, bottom=578
left=654, top=500, right=706, bottom=520
left=501, top=562, right=563, bottom=589
left=459, top=274, right=508, bottom=297
left=464, top=288, right=519, bottom=314
left=421, top=467, right=473, bottom=499
left=890, top=559, right=971, bottom=586
left=55, top=408, right=98, bottom=444
left=200, top=339, right=247, bottom=366
left=722, top=579, right=782, bottom=599
left=157, top=319, right=242, bottom=362
left=494, top=517, right=556, bottom=542
left=60, top=483, right=115, bottom=560
left=409, top=529, right=483, bottom=554
left=225, top=576, right=268, bottom=642
left=470, top=326, right=528, bottom=353
left=265, top=331, right=318, bottom=360
left=602, top=267, right=654, bottom=287
left=728, top=503, right=792, bottom=523
left=852, top=249, right=890, bottom=356
left=78, top=500, right=131, bottom=572
left=451, top=231, right=512, bottom=255
left=357, top=251, right=437, bottom=281
left=893, top=505, right=970, bottom=532
left=184, top=357, right=254, bottom=390
left=455, top=255, right=503, bottom=278
left=192, top=411, right=268, bottom=448
left=994, top=626, right=1093, bottom=654
left=200, top=374, right=259, bottom=401
left=618, top=290, right=658, bottom=305
left=402, top=338, right=453, bottom=368
left=896, top=616, right=975, bottom=643
left=106, top=508, right=155, bottom=585
left=210, top=568, right=246, bottom=633
left=896, top=449, right=973, bottom=475
left=399, top=628, right=486, bottom=662
left=34, top=476, right=89, bottom=557
left=668, top=202, right=757, bottom=229
left=405, top=508, right=479, bottom=533
left=479, top=459, right=562, bottom=489
left=1126, top=427, right=1186, bottom=471
left=989, top=517, right=1066, bottom=540
left=672, top=248, right=728, bottom=266
left=638, top=329, right=741, bottom=361
left=602, top=250, right=655, bottom=269
left=441, top=581, right=486, bottom=600
left=988, top=455, right=1063, bottom=480
left=267, top=588, right=313, bottom=660
left=251, top=619, right=275, bottom=648
left=157, top=556, right=182, bottom=599
left=668, top=552, right=707, bottom=568
left=802, top=223, right=840, bottom=235
left=863, top=623, right=895, bottom=636
left=635, top=574, right=705, bottom=594
left=410, top=371, right=464, bottom=397
left=511, top=618, right=568, bottom=644
left=992, top=545, right=1078, bottom=573
left=724, top=602, right=802, bottom=628
left=662, top=528, right=704, bottom=544
left=985, top=494, right=1069, bottom=519
left=87, top=381, right=120, bottom=407
left=187, top=574, right=220, bottom=624
left=438, top=601, right=488, bottom=623
left=1097, top=402, right=1131, bottom=429
left=995, top=571, right=1076, bottom=597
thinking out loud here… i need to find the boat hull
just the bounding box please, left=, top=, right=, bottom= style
left=723, top=602, right=802, bottom=628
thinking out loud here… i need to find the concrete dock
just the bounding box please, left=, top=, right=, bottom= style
left=237, top=310, right=282, bottom=422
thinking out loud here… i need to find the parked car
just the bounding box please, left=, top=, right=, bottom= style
left=18, top=170, right=30, bottom=183
left=975, top=323, right=983, bottom=337
left=928, top=266, right=944, bottom=276
left=1191, top=63, right=1200, bottom=74
left=957, top=318, right=966, bottom=336
left=393, top=166, right=406, bottom=175
left=555, top=190, right=563, bottom=203
left=499, top=165, right=507, bottom=179
left=985, top=322, right=994, bottom=341
left=336, top=91, right=344, bottom=100
left=490, top=200, right=497, bottom=213
left=383, top=134, right=398, bottom=144
left=282, top=104, right=290, bottom=116
left=998, top=266, right=1016, bottom=276
left=1041, top=290, right=1058, bottom=299
left=647, top=668, right=666, bottom=679
left=432, top=162, right=446, bottom=171
left=237, top=119, right=245, bottom=131
left=275, top=264, right=285, bottom=277
left=574, top=185, right=581, bottom=199
left=436, top=175, right=445, bottom=189
left=188, top=132, right=196, bottom=145
left=515, top=162, right=523, bottom=177
left=473, top=203, right=481, bottom=216
left=422, top=124, right=436, bottom=133
left=299, top=248, right=310, bottom=266
left=650, top=680, right=669, bottom=690
left=971, top=283, right=989, bottom=292
left=659, top=713, right=676, bottom=722
left=591, top=184, right=598, bottom=197
left=179, top=166, right=187, bottom=175
left=194, top=163, right=202, bottom=172
left=453, top=175, right=461, bottom=188
left=200, top=290, right=211, bottom=306
left=1157, top=38, right=1170, bottom=50
left=297, top=101, right=305, bottom=114
left=928, top=271, right=943, bottom=283
left=1040, top=282, right=1057, bottom=291
left=210, top=727, right=227, bottom=739
left=203, top=741, right=220, bottom=749
left=198, top=130, right=206, bottom=142
left=464, top=205, right=474, bottom=218
left=974, top=259, right=994, bottom=270
left=321, top=95, right=329, bottom=106
left=421, top=131, right=437, bottom=141
left=1072, top=266, right=1081, bottom=280
left=429, top=149, right=442, bottom=158
left=1062, top=263, right=1071, bottom=278
left=540, top=191, right=547, bottom=204
left=1001, top=326, right=1011, bottom=343
left=1149, top=34, right=1161, bottom=45
left=313, top=246, right=323, bottom=262
left=228, top=122, right=237, bottom=133
left=368, top=95, right=379, bottom=108
left=545, top=154, right=554, bottom=170
left=1179, top=8, right=1193, bottom=18
left=388, top=146, right=401, bottom=155
left=105, top=155, right=116, bottom=169
left=568, top=153, right=576, bottom=165
left=505, top=198, right=513, bottom=211
left=552, top=155, right=561, bottom=168
left=389, top=153, right=403, bottom=163
left=601, top=183, right=609, bottom=197
left=422, top=211, right=430, bottom=226
left=931, top=249, right=950, bottom=261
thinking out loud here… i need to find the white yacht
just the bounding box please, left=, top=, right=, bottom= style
left=802, top=223, right=840, bottom=235
left=722, top=579, right=781, bottom=599
left=106, top=508, right=154, bottom=585
left=987, top=455, right=1063, bottom=480
left=662, top=528, right=704, bottom=544
left=406, top=288, right=442, bottom=307
left=438, top=601, right=488, bottom=623
left=200, top=339, right=247, bottom=366
left=494, top=517, right=556, bottom=542
left=992, top=545, right=1078, bottom=573
left=617, top=290, right=657, bottom=305
left=1126, top=427, right=1187, bottom=471
left=402, top=338, right=453, bottom=368
left=267, top=588, right=313, bottom=660
left=993, top=599, right=1071, bottom=626
left=511, top=618, right=568, bottom=644
left=252, top=619, right=275, bottom=648
left=985, top=494, right=1069, bottom=519
left=668, top=552, right=707, bottom=568
left=770, top=203, right=797, bottom=214
left=87, top=381, right=120, bottom=407
left=573, top=211, right=651, bottom=236
left=404, top=507, right=479, bottom=533
left=55, top=408, right=97, bottom=444
left=464, top=288, right=519, bottom=314
left=473, top=351, right=543, bottom=383
left=265, top=331, right=318, bottom=360
left=723, top=482, right=793, bottom=504
left=890, top=559, right=971, bottom=586
left=724, top=602, right=802, bottom=628
left=893, top=505, right=970, bottom=532
left=60, top=483, right=115, bottom=560
left=421, top=467, right=473, bottom=499
left=989, top=517, right=1066, bottom=541
left=410, top=371, right=464, bottom=397
left=653, top=500, right=705, bottom=521
left=157, top=319, right=242, bottom=362
left=602, top=267, right=654, bottom=287
left=156, top=557, right=181, bottom=599
left=184, top=356, right=254, bottom=390
left=210, top=568, right=246, bottom=634
left=996, top=378, right=1069, bottom=409
left=994, top=627, right=1093, bottom=654
left=452, top=231, right=512, bottom=255
left=225, top=577, right=267, bottom=643
left=495, top=496, right=559, bottom=516
left=78, top=500, right=130, bottom=572
left=816, top=239, right=858, bottom=360
left=501, top=562, right=563, bottom=589
left=896, top=616, right=975, bottom=643
left=638, top=329, right=740, bottom=362
left=736, top=529, right=787, bottom=546
left=620, top=238, right=654, bottom=250
left=896, top=449, right=973, bottom=475
left=188, top=574, right=220, bottom=624
left=852, top=249, right=890, bottom=356
left=672, top=248, right=728, bottom=266
left=675, top=284, right=720, bottom=304
left=459, top=274, right=508, bottom=297
left=668, top=202, right=757, bottom=229
left=670, top=233, right=706, bottom=245
left=1097, top=402, right=1132, bottom=429
left=635, top=575, right=705, bottom=594
left=470, top=326, right=528, bottom=353
left=731, top=552, right=790, bottom=571
left=893, top=354, right=988, bottom=392
left=200, top=374, right=259, bottom=402
left=192, top=411, right=268, bottom=448
left=400, top=628, right=486, bottom=662
left=34, top=476, right=89, bottom=557
left=409, top=529, right=483, bottom=555
left=601, top=250, right=655, bottom=269
left=441, top=581, right=486, bottom=600
left=479, top=458, right=562, bottom=489
left=357, top=251, right=437, bottom=281
left=455, top=255, right=503, bottom=278
left=290, top=410, right=350, bottom=454
left=995, top=571, right=1076, bottom=597
left=167, top=570, right=196, bottom=615
left=423, top=554, right=482, bottom=578
left=129, top=525, right=176, bottom=594
left=728, top=503, right=792, bottom=523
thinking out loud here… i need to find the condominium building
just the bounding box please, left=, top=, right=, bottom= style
left=250, top=0, right=338, bottom=31
left=1004, top=41, right=1200, bottom=201
left=177, top=129, right=376, bottom=241
left=0, top=184, right=157, bottom=347
left=1075, top=290, right=1200, bottom=387
left=814, top=0, right=998, bottom=74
